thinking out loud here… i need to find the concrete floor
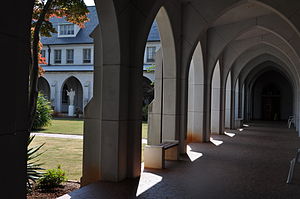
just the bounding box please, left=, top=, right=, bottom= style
left=60, top=121, right=300, bottom=199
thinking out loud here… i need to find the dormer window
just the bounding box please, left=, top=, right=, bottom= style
left=58, top=23, right=80, bottom=37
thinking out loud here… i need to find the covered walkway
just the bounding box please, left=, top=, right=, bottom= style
left=61, top=122, right=300, bottom=199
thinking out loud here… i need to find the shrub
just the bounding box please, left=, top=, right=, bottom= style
left=38, top=165, right=67, bottom=190
left=33, top=92, right=53, bottom=130
left=27, top=135, right=45, bottom=191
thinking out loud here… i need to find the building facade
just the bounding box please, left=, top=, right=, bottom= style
left=39, top=6, right=159, bottom=114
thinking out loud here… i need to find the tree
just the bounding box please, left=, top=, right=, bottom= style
left=28, top=0, right=89, bottom=131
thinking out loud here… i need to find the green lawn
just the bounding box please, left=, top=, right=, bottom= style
left=37, top=118, right=148, bottom=139
left=30, top=136, right=83, bottom=181
left=30, top=120, right=149, bottom=181
left=37, top=118, right=84, bottom=135
left=142, top=122, right=148, bottom=139
left=30, top=137, right=146, bottom=181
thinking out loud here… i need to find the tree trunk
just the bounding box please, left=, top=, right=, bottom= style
left=28, top=0, right=53, bottom=131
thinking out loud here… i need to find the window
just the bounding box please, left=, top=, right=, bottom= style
left=41, top=50, right=46, bottom=58
left=54, top=49, right=61, bottom=64
left=83, top=48, right=91, bottom=63
left=66, top=49, right=74, bottom=64
left=59, top=24, right=75, bottom=36
left=146, top=46, right=156, bottom=62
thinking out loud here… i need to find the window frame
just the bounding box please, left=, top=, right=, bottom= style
left=54, top=49, right=62, bottom=64
left=83, top=48, right=91, bottom=64
left=58, top=23, right=76, bottom=37
left=66, top=49, right=74, bottom=64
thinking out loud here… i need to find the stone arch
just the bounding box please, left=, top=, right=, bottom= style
left=248, top=68, right=294, bottom=121
left=83, top=0, right=125, bottom=185
left=187, top=42, right=204, bottom=142
left=61, top=76, right=83, bottom=114
left=223, top=27, right=300, bottom=83
left=38, top=76, right=51, bottom=100
left=230, top=45, right=299, bottom=125
left=148, top=6, right=179, bottom=145
left=231, top=45, right=297, bottom=90
left=234, top=51, right=298, bottom=122
left=225, top=71, right=232, bottom=128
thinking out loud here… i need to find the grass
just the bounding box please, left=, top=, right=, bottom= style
left=36, top=118, right=148, bottom=139
left=30, top=136, right=83, bottom=181
left=30, top=120, right=148, bottom=181
left=142, top=122, right=148, bottom=139
left=37, top=118, right=84, bottom=135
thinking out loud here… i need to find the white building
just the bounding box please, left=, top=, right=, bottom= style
left=39, top=6, right=160, bottom=114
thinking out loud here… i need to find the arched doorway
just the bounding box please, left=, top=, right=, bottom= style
left=38, top=77, right=51, bottom=100
left=251, top=70, right=293, bottom=121
left=61, top=76, right=83, bottom=114
left=261, top=84, right=280, bottom=120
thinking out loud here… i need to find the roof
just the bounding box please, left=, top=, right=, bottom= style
left=41, top=6, right=160, bottom=45
left=41, top=6, right=99, bottom=45
left=147, top=21, right=160, bottom=41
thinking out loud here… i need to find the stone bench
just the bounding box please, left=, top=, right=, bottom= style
left=144, top=140, right=179, bottom=169
left=287, top=148, right=300, bottom=184
left=288, top=115, right=295, bottom=128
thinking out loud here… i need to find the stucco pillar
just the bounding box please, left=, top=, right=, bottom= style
left=296, top=89, right=300, bottom=133
left=211, top=63, right=222, bottom=134
left=225, top=72, right=232, bottom=128
left=187, top=73, right=205, bottom=141
left=187, top=44, right=205, bottom=142
left=0, top=0, right=33, bottom=198
left=238, top=84, right=244, bottom=119
left=82, top=20, right=142, bottom=185
left=148, top=48, right=179, bottom=142
left=203, top=76, right=212, bottom=142
left=50, top=81, right=57, bottom=111
left=230, top=79, right=236, bottom=129
left=219, top=74, right=226, bottom=135
left=148, top=49, right=163, bottom=145
left=83, top=81, right=90, bottom=108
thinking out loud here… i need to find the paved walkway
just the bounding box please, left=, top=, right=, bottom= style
left=59, top=121, right=300, bottom=199
left=30, top=132, right=148, bottom=144
left=31, top=132, right=83, bottom=139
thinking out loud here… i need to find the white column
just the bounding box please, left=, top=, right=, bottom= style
left=225, top=72, right=231, bottom=128
left=211, top=61, right=221, bottom=134
left=50, top=81, right=58, bottom=112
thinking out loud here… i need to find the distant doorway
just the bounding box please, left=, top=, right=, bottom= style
left=261, top=84, right=280, bottom=121
left=61, top=76, right=83, bottom=113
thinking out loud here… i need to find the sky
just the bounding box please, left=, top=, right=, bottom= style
left=84, top=0, right=95, bottom=6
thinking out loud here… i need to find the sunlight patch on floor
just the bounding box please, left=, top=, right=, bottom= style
left=210, top=137, right=223, bottom=146
left=186, top=145, right=203, bottom=162
left=224, top=132, right=236, bottom=137
left=136, top=172, right=163, bottom=196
